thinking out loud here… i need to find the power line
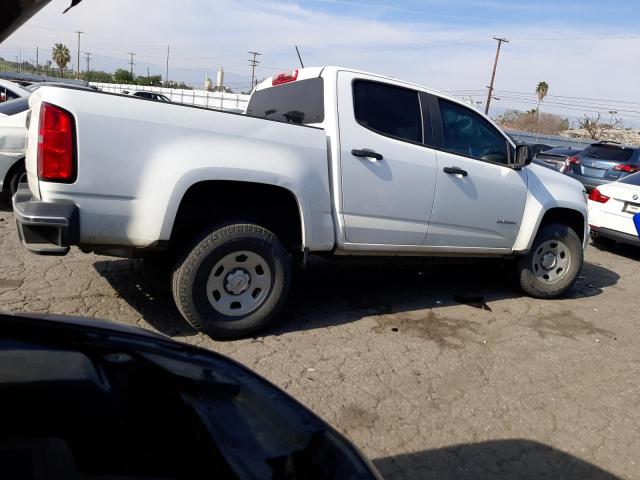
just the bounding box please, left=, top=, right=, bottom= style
left=485, top=36, right=508, bottom=115
left=248, top=51, right=261, bottom=88
left=75, top=31, right=83, bottom=80
left=128, top=52, right=135, bottom=76
left=84, top=52, right=92, bottom=75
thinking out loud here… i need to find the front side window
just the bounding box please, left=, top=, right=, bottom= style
left=353, top=80, right=422, bottom=143
left=439, top=99, right=509, bottom=164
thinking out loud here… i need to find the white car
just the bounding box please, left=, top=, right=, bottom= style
left=0, top=79, right=30, bottom=103
left=0, top=98, right=29, bottom=196
left=589, top=172, right=640, bottom=247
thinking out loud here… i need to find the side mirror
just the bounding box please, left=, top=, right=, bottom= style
left=513, top=144, right=533, bottom=169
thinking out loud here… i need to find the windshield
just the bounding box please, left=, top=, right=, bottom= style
left=582, top=145, right=634, bottom=162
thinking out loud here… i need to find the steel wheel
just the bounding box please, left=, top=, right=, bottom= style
left=205, top=250, right=272, bottom=317
left=531, top=239, right=571, bottom=284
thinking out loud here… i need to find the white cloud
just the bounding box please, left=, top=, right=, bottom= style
left=3, top=0, right=640, bottom=123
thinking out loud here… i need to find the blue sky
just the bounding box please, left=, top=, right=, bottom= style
left=3, top=0, right=640, bottom=125
left=300, top=0, right=639, bottom=26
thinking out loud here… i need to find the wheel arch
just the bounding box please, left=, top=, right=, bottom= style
left=168, top=180, right=305, bottom=253
left=518, top=207, right=586, bottom=254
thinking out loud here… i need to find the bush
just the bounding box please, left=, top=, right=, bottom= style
left=496, top=109, right=570, bottom=135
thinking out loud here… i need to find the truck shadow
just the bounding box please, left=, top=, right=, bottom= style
left=93, top=256, right=619, bottom=339
left=373, top=439, right=622, bottom=480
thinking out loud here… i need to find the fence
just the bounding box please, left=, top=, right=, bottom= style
left=506, top=130, right=593, bottom=149
left=90, top=82, right=250, bottom=113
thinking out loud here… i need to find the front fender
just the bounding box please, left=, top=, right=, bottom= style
left=512, top=165, right=588, bottom=252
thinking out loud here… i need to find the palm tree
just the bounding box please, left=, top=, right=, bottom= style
left=535, top=81, right=549, bottom=138
left=52, top=43, right=71, bottom=78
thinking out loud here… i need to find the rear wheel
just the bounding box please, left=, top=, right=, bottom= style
left=517, top=223, right=583, bottom=299
left=8, top=167, right=26, bottom=197
left=171, top=223, right=291, bottom=340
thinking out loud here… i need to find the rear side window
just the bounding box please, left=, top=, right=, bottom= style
left=582, top=145, right=634, bottom=163
left=0, top=97, right=29, bottom=116
left=353, top=80, right=422, bottom=143
left=619, top=172, right=640, bottom=186
left=438, top=99, right=509, bottom=165
left=246, top=78, right=324, bottom=125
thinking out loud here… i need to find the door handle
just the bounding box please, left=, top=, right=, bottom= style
left=443, top=166, right=468, bottom=176
left=351, top=149, right=383, bottom=161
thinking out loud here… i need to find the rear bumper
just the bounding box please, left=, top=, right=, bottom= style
left=591, top=225, right=640, bottom=247
left=12, top=186, right=79, bottom=256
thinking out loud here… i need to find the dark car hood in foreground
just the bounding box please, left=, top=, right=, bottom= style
left=1, top=0, right=82, bottom=43
left=0, top=312, right=381, bottom=479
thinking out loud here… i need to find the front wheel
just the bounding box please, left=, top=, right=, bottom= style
left=171, top=223, right=291, bottom=340
left=517, top=223, right=583, bottom=299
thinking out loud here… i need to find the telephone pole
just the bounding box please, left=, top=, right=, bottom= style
left=128, top=52, right=135, bottom=77
left=165, top=45, right=170, bottom=84
left=485, top=36, right=508, bottom=115
left=248, top=51, right=261, bottom=89
left=36, top=46, right=39, bottom=73
left=75, top=31, right=83, bottom=80
left=84, top=52, right=92, bottom=78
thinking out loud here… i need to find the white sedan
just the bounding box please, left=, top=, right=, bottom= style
left=588, top=172, right=640, bottom=247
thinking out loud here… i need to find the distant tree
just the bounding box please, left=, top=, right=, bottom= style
left=578, top=113, right=622, bottom=140
left=136, top=74, right=162, bottom=86
left=496, top=109, right=569, bottom=135
left=535, top=81, right=549, bottom=114
left=85, top=70, right=113, bottom=83
left=113, top=68, right=134, bottom=84
left=535, top=81, right=549, bottom=136
left=52, top=43, right=71, bottom=78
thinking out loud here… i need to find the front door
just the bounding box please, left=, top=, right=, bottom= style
left=426, top=97, right=528, bottom=249
left=337, top=71, right=438, bottom=245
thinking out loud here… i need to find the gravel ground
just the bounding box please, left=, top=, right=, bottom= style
left=1, top=206, right=639, bottom=479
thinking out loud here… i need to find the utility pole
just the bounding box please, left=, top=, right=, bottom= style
left=485, top=36, right=508, bottom=115
left=128, top=52, right=135, bottom=77
left=36, top=46, right=39, bottom=73
left=248, top=51, right=261, bottom=88
left=165, top=45, right=170, bottom=84
left=475, top=100, right=482, bottom=110
left=608, top=110, right=618, bottom=126
left=295, top=45, right=304, bottom=68
left=84, top=52, right=92, bottom=78
left=76, top=31, right=83, bottom=80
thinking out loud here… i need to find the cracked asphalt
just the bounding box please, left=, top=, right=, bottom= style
left=1, top=205, right=639, bottom=479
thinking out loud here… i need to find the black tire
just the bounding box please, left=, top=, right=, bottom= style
left=517, top=223, right=583, bottom=299
left=8, top=166, right=26, bottom=197
left=171, top=223, right=291, bottom=340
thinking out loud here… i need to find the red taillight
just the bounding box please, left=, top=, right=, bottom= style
left=38, top=102, right=76, bottom=182
left=566, top=156, right=581, bottom=165
left=272, top=69, right=299, bottom=86
left=613, top=164, right=639, bottom=173
left=589, top=188, right=610, bottom=203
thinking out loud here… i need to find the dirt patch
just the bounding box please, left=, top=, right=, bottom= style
left=374, top=311, right=484, bottom=349
left=338, top=404, right=379, bottom=431
left=0, top=279, right=23, bottom=289
left=527, top=311, right=615, bottom=340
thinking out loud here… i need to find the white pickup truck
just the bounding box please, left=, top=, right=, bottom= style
left=14, top=66, right=589, bottom=338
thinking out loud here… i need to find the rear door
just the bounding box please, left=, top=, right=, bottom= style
left=337, top=72, right=438, bottom=245
left=426, top=97, right=528, bottom=249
